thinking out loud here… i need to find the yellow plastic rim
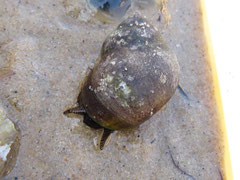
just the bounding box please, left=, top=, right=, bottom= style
left=200, top=0, right=233, bottom=179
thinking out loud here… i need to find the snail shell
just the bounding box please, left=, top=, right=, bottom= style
left=79, top=15, right=179, bottom=130
left=65, top=15, right=179, bottom=149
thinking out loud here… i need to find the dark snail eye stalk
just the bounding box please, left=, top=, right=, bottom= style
left=63, top=107, right=113, bottom=149
left=64, top=15, right=180, bottom=150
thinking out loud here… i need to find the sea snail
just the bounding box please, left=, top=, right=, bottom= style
left=64, top=15, right=180, bottom=150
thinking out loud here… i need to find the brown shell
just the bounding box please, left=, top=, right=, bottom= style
left=78, top=16, right=180, bottom=130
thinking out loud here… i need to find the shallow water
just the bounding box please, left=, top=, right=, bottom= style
left=0, top=0, right=224, bottom=179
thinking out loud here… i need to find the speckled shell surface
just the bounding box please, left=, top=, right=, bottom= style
left=79, top=16, right=180, bottom=130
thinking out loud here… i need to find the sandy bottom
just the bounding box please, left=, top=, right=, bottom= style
left=0, top=0, right=223, bottom=179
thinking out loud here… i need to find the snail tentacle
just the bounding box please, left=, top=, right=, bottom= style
left=100, top=128, right=114, bottom=150
left=63, top=106, right=86, bottom=115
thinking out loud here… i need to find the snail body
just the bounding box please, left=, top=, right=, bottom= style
left=65, top=16, right=180, bottom=149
